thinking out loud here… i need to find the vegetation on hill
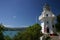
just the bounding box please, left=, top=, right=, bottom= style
left=13, top=23, right=43, bottom=40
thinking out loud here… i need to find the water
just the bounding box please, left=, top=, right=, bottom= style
left=3, top=31, right=18, bottom=38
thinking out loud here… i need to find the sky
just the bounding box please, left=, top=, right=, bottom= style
left=0, top=0, right=60, bottom=28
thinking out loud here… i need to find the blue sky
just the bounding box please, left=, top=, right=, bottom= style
left=0, top=0, right=60, bottom=28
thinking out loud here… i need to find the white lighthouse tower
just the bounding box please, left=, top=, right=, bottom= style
left=39, top=3, right=57, bottom=37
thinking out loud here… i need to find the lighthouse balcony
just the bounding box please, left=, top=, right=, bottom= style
left=39, top=15, right=56, bottom=21
left=39, top=17, right=51, bottom=21
left=39, top=15, right=46, bottom=20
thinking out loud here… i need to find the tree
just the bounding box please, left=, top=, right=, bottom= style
left=13, top=23, right=43, bottom=40
left=45, top=36, right=51, bottom=40
left=57, top=14, right=60, bottom=23
left=26, top=23, right=42, bottom=40
left=0, top=23, right=5, bottom=40
left=55, top=14, right=60, bottom=32
left=4, top=35, right=12, bottom=40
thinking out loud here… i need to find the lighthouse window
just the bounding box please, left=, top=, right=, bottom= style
left=46, top=14, right=48, bottom=16
left=52, top=25, right=54, bottom=28
left=47, top=21, right=49, bottom=24
left=47, top=27, right=49, bottom=33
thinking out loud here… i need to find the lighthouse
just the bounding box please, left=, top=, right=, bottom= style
left=39, top=3, right=57, bottom=36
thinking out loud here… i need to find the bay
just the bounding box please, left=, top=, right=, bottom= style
left=3, top=31, right=19, bottom=38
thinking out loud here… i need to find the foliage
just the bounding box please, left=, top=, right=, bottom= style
left=13, top=23, right=42, bottom=40
left=45, top=36, right=51, bottom=40
left=4, top=35, right=12, bottom=40
left=0, top=23, right=5, bottom=40
left=0, top=23, right=5, bottom=32
left=57, top=15, right=60, bottom=23
left=55, top=14, right=60, bottom=32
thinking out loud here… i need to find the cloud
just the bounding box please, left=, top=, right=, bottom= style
left=17, top=25, right=28, bottom=28
left=4, top=24, right=14, bottom=28
left=12, top=16, right=16, bottom=19
left=4, top=24, right=28, bottom=28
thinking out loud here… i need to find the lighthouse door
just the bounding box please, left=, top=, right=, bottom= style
left=47, top=27, right=49, bottom=33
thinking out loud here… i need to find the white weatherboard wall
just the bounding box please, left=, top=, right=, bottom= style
left=41, top=22, right=44, bottom=33
left=39, top=3, right=56, bottom=34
